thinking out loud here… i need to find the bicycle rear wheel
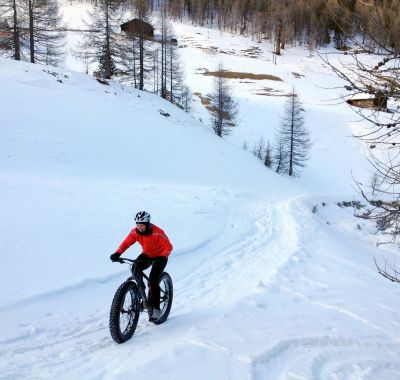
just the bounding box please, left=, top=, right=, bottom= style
left=148, top=272, right=173, bottom=325
left=109, top=281, right=140, bottom=343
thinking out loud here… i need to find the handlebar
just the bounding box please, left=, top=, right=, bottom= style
left=113, top=257, right=151, bottom=281
left=116, top=258, right=136, bottom=264
left=113, top=258, right=152, bottom=264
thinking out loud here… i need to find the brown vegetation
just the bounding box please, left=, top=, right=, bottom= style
left=201, top=70, right=282, bottom=81
left=194, top=92, right=210, bottom=106
left=254, top=87, right=290, bottom=97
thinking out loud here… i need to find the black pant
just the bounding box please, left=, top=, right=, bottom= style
left=134, top=253, right=168, bottom=309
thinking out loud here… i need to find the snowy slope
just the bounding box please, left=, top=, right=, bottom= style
left=0, top=57, right=301, bottom=306
left=59, top=0, right=373, bottom=197
left=59, top=0, right=372, bottom=196
left=1, top=14, right=400, bottom=380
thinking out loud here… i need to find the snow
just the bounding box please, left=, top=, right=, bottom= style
left=1, top=5, right=400, bottom=380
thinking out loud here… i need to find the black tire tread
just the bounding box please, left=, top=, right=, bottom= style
left=109, top=281, right=140, bottom=344
left=153, top=272, right=173, bottom=325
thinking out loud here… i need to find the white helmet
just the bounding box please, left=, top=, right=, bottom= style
left=135, top=211, right=151, bottom=223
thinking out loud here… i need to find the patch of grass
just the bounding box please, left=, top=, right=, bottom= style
left=253, top=87, right=290, bottom=97
left=256, top=92, right=291, bottom=97
left=201, top=70, right=282, bottom=81
left=193, top=92, right=234, bottom=120
left=240, top=47, right=262, bottom=58
left=193, top=92, right=211, bottom=108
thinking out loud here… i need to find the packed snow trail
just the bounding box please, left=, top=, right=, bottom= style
left=1, top=192, right=400, bottom=380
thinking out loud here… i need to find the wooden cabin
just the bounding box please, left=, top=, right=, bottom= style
left=120, top=19, right=154, bottom=38
left=347, top=94, right=388, bottom=111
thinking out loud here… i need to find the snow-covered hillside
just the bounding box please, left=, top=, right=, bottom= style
left=1, top=11, right=400, bottom=380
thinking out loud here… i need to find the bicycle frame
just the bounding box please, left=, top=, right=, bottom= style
left=119, top=258, right=151, bottom=310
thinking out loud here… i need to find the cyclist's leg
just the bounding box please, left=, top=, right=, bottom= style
left=149, top=256, right=168, bottom=310
left=134, top=253, right=152, bottom=287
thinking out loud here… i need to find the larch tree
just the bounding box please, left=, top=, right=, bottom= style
left=208, top=63, right=239, bottom=137
left=78, top=0, right=122, bottom=79
left=1, top=0, right=65, bottom=65
left=264, top=140, right=273, bottom=168
left=166, top=34, right=184, bottom=106
left=19, top=0, right=66, bottom=65
left=0, top=0, right=21, bottom=60
left=276, top=89, right=311, bottom=176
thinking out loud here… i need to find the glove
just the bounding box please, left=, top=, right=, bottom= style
left=110, top=252, right=121, bottom=262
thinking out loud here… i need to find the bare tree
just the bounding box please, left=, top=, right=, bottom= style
left=324, top=1, right=400, bottom=243
left=276, top=89, right=311, bottom=176
left=162, top=0, right=356, bottom=55
left=77, top=0, right=122, bottom=79
left=253, top=137, right=265, bottom=160
left=274, top=135, right=286, bottom=174
left=133, top=0, right=149, bottom=90
left=180, top=85, right=192, bottom=112
left=375, top=257, right=400, bottom=284
left=0, top=0, right=21, bottom=60
left=322, top=1, right=400, bottom=283
left=1, top=0, right=65, bottom=65
left=166, top=36, right=184, bottom=105
left=264, top=140, right=273, bottom=168
left=158, top=0, right=169, bottom=99
left=19, top=0, right=66, bottom=65
left=208, top=63, right=238, bottom=137
left=118, top=23, right=153, bottom=88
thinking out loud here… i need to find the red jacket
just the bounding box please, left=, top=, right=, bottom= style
left=116, top=224, right=173, bottom=258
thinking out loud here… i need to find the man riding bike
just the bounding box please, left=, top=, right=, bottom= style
left=110, top=211, right=173, bottom=321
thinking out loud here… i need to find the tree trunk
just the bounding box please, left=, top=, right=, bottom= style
left=105, top=0, right=111, bottom=79
left=13, top=0, right=20, bottom=61
left=276, top=20, right=282, bottom=56
left=139, top=35, right=144, bottom=90
left=289, top=93, right=295, bottom=176
left=29, top=0, right=34, bottom=63
left=133, top=39, right=137, bottom=88
left=170, top=43, right=173, bottom=102
left=160, top=14, right=166, bottom=98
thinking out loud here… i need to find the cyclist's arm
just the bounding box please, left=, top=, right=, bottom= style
left=158, top=232, right=173, bottom=257
left=116, top=230, right=137, bottom=255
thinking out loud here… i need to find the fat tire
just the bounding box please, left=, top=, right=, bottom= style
left=109, top=281, right=140, bottom=344
left=148, top=272, right=173, bottom=325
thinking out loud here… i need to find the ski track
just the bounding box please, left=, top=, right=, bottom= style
left=250, top=336, right=400, bottom=380
left=0, top=193, right=297, bottom=379
left=175, top=198, right=300, bottom=312
left=1, top=195, right=400, bottom=379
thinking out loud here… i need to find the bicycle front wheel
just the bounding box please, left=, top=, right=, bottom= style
left=109, top=281, right=140, bottom=344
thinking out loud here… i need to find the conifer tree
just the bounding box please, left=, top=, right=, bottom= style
left=23, top=0, right=66, bottom=65
left=276, top=89, right=311, bottom=176
left=78, top=0, right=121, bottom=79
left=264, top=140, right=273, bottom=168
left=209, top=63, right=238, bottom=137
left=166, top=35, right=184, bottom=105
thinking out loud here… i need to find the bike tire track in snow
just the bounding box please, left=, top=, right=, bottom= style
left=1, top=194, right=400, bottom=379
